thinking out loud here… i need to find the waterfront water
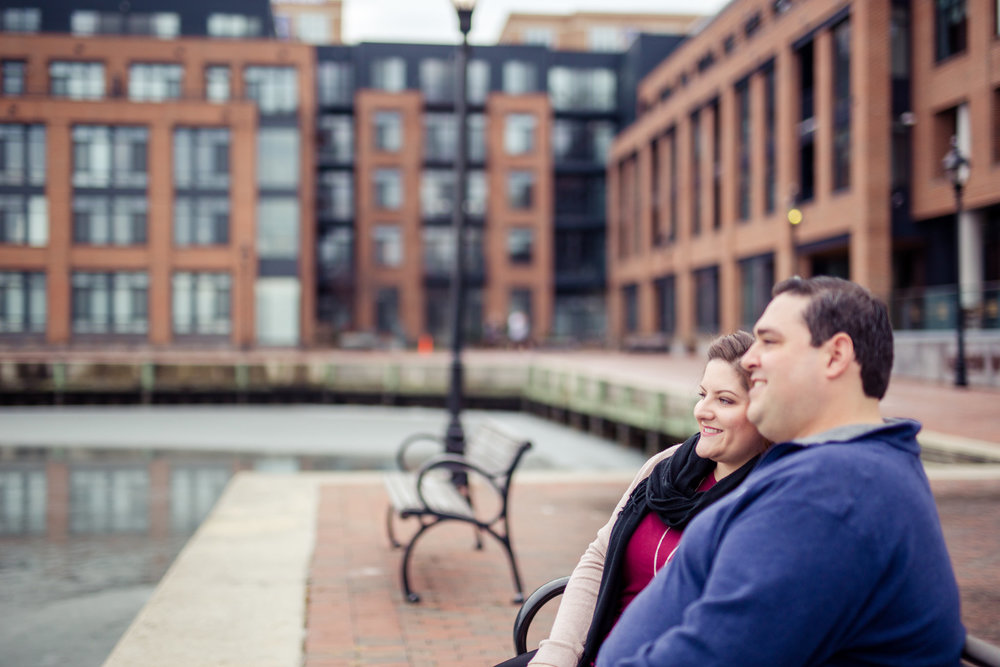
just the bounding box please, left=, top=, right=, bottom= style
left=0, top=405, right=645, bottom=667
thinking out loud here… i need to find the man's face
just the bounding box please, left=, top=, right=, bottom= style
left=741, top=293, right=827, bottom=443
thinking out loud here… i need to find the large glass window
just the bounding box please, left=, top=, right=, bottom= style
left=72, top=126, right=148, bottom=188
left=0, top=195, right=46, bottom=246
left=690, top=109, right=702, bottom=235
left=740, top=254, right=774, bottom=330
left=0, top=124, right=45, bottom=187
left=256, top=128, right=299, bottom=188
left=372, top=57, right=406, bottom=92
left=174, top=128, right=230, bottom=190
left=468, top=113, right=487, bottom=162
left=174, top=197, right=229, bottom=246
left=507, top=228, right=533, bottom=264
left=693, top=266, right=720, bottom=333
left=73, top=195, right=146, bottom=245
left=50, top=62, right=105, bottom=100
left=72, top=10, right=179, bottom=37
left=1, top=7, right=40, bottom=33
left=421, top=170, right=453, bottom=218
left=420, top=58, right=453, bottom=104
left=467, top=60, right=490, bottom=105
left=548, top=67, right=616, bottom=111
left=503, top=61, right=537, bottom=94
left=374, top=168, right=402, bottom=210
left=424, top=113, right=456, bottom=161
left=207, top=13, right=262, bottom=38
left=832, top=19, right=852, bottom=192
left=71, top=271, right=148, bottom=335
left=555, top=175, right=605, bottom=219
left=0, top=271, right=45, bottom=334
left=735, top=78, right=751, bottom=221
left=317, top=61, right=353, bottom=106
left=244, top=67, right=298, bottom=115
left=374, top=287, right=400, bottom=335
left=172, top=272, right=231, bottom=336
left=935, top=0, right=967, bottom=61
left=762, top=63, right=776, bottom=214
left=255, top=277, right=299, bottom=346
left=654, top=276, right=676, bottom=336
left=504, top=113, right=536, bottom=155
left=318, top=171, right=353, bottom=220
left=507, top=171, right=535, bottom=210
left=256, top=198, right=299, bottom=259
left=128, top=64, right=183, bottom=101
left=318, top=115, right=353, bottom=163
left=373, top=110, right=402, bottom=152
left=1, top=61, right=26, bottom=96
left=797, top=41, right=816, bottom=203
left=553, top=119, right=615, bottom=163
left=422, top=226, right=453, bottom=277
left=318, top=226, right=353, bottom=278
left=373, top=224, right=403, bottom=267
left=205, top=66, right=230, bottom=103
left=622, top=284, right=638, bottom=335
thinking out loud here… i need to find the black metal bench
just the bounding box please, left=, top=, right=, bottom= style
left=383, top=420, right=532, bottom=603
left=512, top=576, right=1000, bottom=665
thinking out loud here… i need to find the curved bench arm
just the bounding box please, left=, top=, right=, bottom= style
left=512, top=575, right=571, bottom=655
left=415, top=455, right=506, bottom=521
left=395, top=432, right=445, bottom=471
left=964, top=634, right=1000, bottom=667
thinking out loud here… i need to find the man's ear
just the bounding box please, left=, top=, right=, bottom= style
left=823, top=332, right=855, bottom=380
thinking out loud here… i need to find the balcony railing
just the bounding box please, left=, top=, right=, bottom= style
left=891, top=282, right=1000, bottom=331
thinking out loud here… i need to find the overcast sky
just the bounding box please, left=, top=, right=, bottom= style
left=342, top=0, right=731, bottom=45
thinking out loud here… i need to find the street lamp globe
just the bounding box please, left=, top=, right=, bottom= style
left=451, top=0, right=476, bottom=34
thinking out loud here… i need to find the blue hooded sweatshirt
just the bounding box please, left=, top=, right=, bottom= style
left=596, top=419, right=965, bottom=667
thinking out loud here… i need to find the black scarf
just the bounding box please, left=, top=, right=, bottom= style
left=645, top=433, right=760, bottom=529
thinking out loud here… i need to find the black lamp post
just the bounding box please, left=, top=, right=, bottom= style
left=444, top=0, right=476, bottom=462
left=942, top=135, right=969, bottom=387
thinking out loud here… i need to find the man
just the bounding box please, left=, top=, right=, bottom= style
left=596, top=276, right=965, bottom=666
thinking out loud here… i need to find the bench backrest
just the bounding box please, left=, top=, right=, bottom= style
left=465, top=421, right=532, bottom=482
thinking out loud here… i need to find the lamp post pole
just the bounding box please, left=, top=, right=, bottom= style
left=942, top=135, right=969, bottom=388
left=445, top=0, right=474, bottom=462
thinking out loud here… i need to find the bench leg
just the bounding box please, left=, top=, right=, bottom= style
left=400, top=520, right=438, bottom=604
left=484, top=525, right=525, bottom=604
left=386, top=505, right=402, bottom=549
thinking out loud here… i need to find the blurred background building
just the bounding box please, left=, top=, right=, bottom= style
left=0, top=0, right=997, bottom=381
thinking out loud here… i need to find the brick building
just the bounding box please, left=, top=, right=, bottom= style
left=607, top=0, right=1000, bottom=363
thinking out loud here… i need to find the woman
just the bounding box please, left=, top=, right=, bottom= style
left=501, top=331, right=768, bottom=667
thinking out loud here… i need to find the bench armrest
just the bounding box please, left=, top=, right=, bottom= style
left=395, top=432, right=446, bottom=471
left=512, top=575, right=570, bottom=655
left=415, top=455, right=506, bottom=518
left=964, top=634, right=1000, bottom=667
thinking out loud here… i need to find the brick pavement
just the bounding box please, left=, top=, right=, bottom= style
left=304, top=471, right=1000, bottom=667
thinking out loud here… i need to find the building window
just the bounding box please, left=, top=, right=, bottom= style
left=502, top=61, right=537, bottom=94
left=424, top=113, right=456, bottom=161
left=654, top=276, right=676, bottom=336
left=553, top=119, right=614, bottom=163
left=522, top=26, right=554, bottom=47
left=666, top=127, right=678, bottom=242
left=504, top=113, right=536, bottom=155
left=935, top=0, right=967, bottom=61
left=0, top=195, right=46, bottom=246
left=509, top=288, right=532, bottom=327
left=693, top=266, right=720, bottom=333
left=257, top=197, right=299, bottom=259
left=255, top=277, right=300, bottom=346
left=763, top=62, right=777, bottom=214
left=467, top=170, right=487, bottom=217
left=71, top=271, right=148, bottom=335
left=548, top=67, right=616, bottom=112
left=0, top=124, right=45, bottom=187
left=207, top=13, right=262, bottom=38
left=318, top=171, right=353, bottom=221
left=244, top=67, right=298, bottom=115
left=72, top=126, right=148, bottom=188
left=373, top=225, right=403, bottom=268
left=172, top=272, right=231, bottom=336
left=50, top=62, right=105, bottom=100
left=589, top=26, right=627, bottom=51
left=507, top=228, right=533, bottom=264
left=318, top=226, right=353, bottom=278
left=73, top=195, right=146, bottom=245
left=507, top=171, right=535, bottom=210
left=740, top=254, right=774, bottom=330
left=1, top=61, right=25, bottom=95
left=373, top=110, right=402, bottom=152
left=174, top=127, right=230, bottom=191
left=0, top=271, right=45, bottom=334
left=467, top=60, right=490, bottom=105
left=622, top=284, right=638, bottom=335
left=420, top=58, right=453, bottom=104
left=372, top=57, right=406, bottom=92
left=293, top=12, right=332, bottom=44
left=422, top=226, right=453, bottom=277
left=374, top=169, right=402, bottom=210
left=72, top=10, right=178, bottom=37
left=650, top=138, right=662, bottom=246
left=318, top=115, right=353, bottom=163
left=832, top=19, right=852, bottom=192
left=317, top=61, right=353, bottom=107
left=690, top=109, right=702, bottom=236
left=735, top=78, right=751, bottom=221
left=205, top=66, right=231, bottom=103
left=934, top=106, right=960, bottom=179
left=797, top=41, right=816, bottom=203
left=710, top=99, right=721, bottom=231
left=256, top=128, right=299, bottom=189
left=468, top=113, right=487, bottom=162
left=555, top=175, right=605, bottom=220
left=174, top=197, right=229, bottom=246
left=1, top=7, right=40, bottom=33
left=421, top=170, right=453, bottom=218
left=375, top=287, right=401, bottom=336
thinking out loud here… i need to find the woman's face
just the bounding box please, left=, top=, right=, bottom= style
left=693, top=359, right=764, bottom=479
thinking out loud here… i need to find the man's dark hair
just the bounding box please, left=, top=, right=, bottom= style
left=772, top=276, right=893, bottom=399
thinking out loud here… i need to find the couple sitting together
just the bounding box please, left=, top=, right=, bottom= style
left=501, top=276, right=965, bottom=667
